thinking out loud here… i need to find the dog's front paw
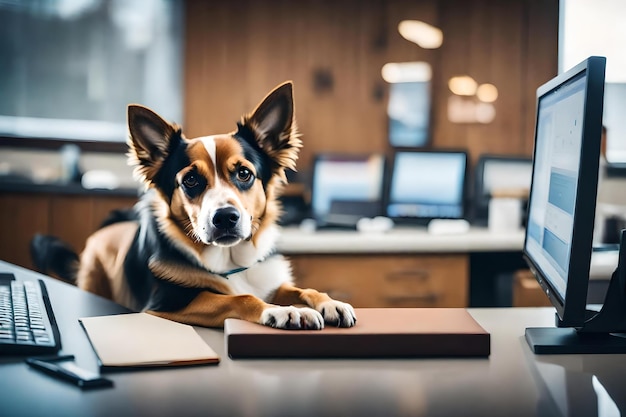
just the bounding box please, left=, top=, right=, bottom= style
left=261, top=306, right=324, bottom=330
left=317, top=300, right=357, bottom=327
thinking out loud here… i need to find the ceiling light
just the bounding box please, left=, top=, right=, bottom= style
left=476, top=83, right=499, bottom=102
left=381, top=62, right=432, bottom=83
left=448, top=76, right=477, bottom=96
left=398, top=20, right=443, bottom=49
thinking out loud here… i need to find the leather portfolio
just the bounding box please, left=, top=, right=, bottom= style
left=225, top=308, right=490, bottom=359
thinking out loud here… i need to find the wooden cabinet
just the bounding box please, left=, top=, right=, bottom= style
left=289, top=254, right=469, bottom=308
left=0, top=194, right=51, bottom=271
left=512, top=269, right=552, bottom=307
left=0, top=192, right=137, bottom=270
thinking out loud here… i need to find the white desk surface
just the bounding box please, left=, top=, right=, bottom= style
left=2, top=261, right=626, bottom=417
left=277, top=225, right=526, bottom=253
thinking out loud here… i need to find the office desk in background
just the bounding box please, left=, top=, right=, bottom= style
left=1, top=184, right=618, bottom=308
left=1, top=260, right=625, bottom=417
left=277, top=227, right=616, bottom=308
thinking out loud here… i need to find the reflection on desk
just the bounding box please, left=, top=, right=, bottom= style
left=527, top=348, right=626, bottom=416
left=2, top=260, right=626, bottom=417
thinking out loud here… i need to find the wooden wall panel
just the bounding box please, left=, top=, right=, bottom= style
left=0, top=193, right=137, bottom=269
left=50, top=196, right=94, bottom=254
left=184, top=0, right=559, bottom=175
left=433, top=0, right=473, bottom=150
left=523, top=0, right=560, bottom=156
left=50, top=195, right=137, bottom=254
left=0, top=194, right=49, bottom=269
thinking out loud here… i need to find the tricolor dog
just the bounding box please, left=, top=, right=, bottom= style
left=33, top=82, right=356, bottom=330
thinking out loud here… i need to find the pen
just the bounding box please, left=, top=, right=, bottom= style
left=25, top=355, right=113, bottom=389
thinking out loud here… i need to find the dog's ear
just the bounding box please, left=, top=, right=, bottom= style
left=127, top=104, right=181, bottom=184
left=240, top=81, right=302, bottom=180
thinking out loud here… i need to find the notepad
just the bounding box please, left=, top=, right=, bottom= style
left=225, top=308, right=490, bottom=359
left=79, top=313, right=220, bottom=370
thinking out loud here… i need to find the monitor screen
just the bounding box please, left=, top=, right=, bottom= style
left=523, top=56, right=606, bottom=327
left=481, top=157, right=533, bottom=198
left=311, top=154, right=385, bottom=222
left=386, top=150, right=467, bottom=221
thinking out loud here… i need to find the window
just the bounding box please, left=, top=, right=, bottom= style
left=559, top=0, right=626, bottom=164
left=0, top=0, right=183, bottom=143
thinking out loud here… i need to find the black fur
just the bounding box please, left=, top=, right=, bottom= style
left=123, top=191, right=205, bottom=312
left=99, top=207, right=138, bottom=228
left=30, top=234, right=78, bottom=282
left=235, top=123, right=272, bottom=187
left=181, top=170, right=207, bottom=199
left=153, top=130, right=189, bottom=201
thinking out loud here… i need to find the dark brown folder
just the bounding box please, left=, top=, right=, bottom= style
left=225, top=308, right=490, bottom=359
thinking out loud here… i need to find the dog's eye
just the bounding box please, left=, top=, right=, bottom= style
left=237, top=167, right=253, bottom=183
left=182, top=173, right=199, bottom=188
left=181, top=171, right=206, bottom=198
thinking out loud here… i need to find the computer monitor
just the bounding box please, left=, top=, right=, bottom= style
left=522, top=56, right=626, bottom=354
left=310, top=154, right=385, bottom=227
left=472, top=155, right=533, bottom=224
left=385, top=150, right=467, bottom=224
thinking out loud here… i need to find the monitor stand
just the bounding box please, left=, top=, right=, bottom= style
left=526, top=230, right=626, bottom=354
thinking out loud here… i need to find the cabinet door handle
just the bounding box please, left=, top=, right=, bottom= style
left=384, top=293, right=440, bottom=304
left=386, top=269, right=430, bottom=280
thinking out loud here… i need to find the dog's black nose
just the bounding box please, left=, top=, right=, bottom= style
left=213, top=207, right=240, bottom=230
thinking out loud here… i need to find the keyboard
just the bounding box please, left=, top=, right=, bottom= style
left=0, top=273, right=61, bottom=355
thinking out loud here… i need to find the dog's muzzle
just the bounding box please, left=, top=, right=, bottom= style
left=213, top=206, right=240, bottom=230
left=209, top=206, right=244, bottom=246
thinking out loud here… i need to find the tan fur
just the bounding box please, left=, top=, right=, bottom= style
left=149, top=283, right=336, bottom=328
left=149, top=292, right=269, bottom=328
left=77, top=222, right=138, bottom=309
left=147, top=258, right=233, bottom=294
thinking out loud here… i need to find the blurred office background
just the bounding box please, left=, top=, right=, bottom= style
left=1, top=0, right=625, bottom=307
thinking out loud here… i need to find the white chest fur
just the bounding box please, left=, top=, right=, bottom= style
left=225, top=256, right=293, bottom=301
left=197, top=225, right=292, bottom=301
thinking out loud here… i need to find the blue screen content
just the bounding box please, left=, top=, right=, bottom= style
left=524, top=73, right=586, bottom=299
left=387, top=152, right=466, bottom=219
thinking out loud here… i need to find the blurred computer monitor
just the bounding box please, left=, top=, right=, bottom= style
left=310, top=154, right=385, bottom=227
left=385, top=150, right=468, bottom=224
left=473, top=155, right=533, bottom=224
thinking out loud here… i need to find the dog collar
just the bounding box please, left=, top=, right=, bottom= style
left=210, top=249, right=277, bottom=279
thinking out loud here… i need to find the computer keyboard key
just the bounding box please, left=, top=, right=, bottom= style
left=0, top=273, right=61, bottom=355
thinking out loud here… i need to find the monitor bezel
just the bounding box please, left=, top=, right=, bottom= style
left=522, top=56, right=606, bottom=327
left=383, top=148, right=469, bottom=224
left=310, top=153, right=386, bottom=223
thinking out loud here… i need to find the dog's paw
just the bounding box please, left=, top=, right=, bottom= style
left=261, top=306, right=324, bottom=330
left=317, top=300, right=357, bottom=327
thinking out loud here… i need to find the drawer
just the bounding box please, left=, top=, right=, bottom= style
left=289, top=254, right=469, bottom=308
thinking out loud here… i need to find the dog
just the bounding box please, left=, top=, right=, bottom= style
left=32, top=81, right=356, bottom=330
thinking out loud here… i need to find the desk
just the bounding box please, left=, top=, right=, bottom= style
left=2, top=260, right=625, bottom=417
left=276, top=226, right=527, bottom=253
left=277, top=226, right=529, bottom=308
left=277, top=227, right=617, bottom=307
